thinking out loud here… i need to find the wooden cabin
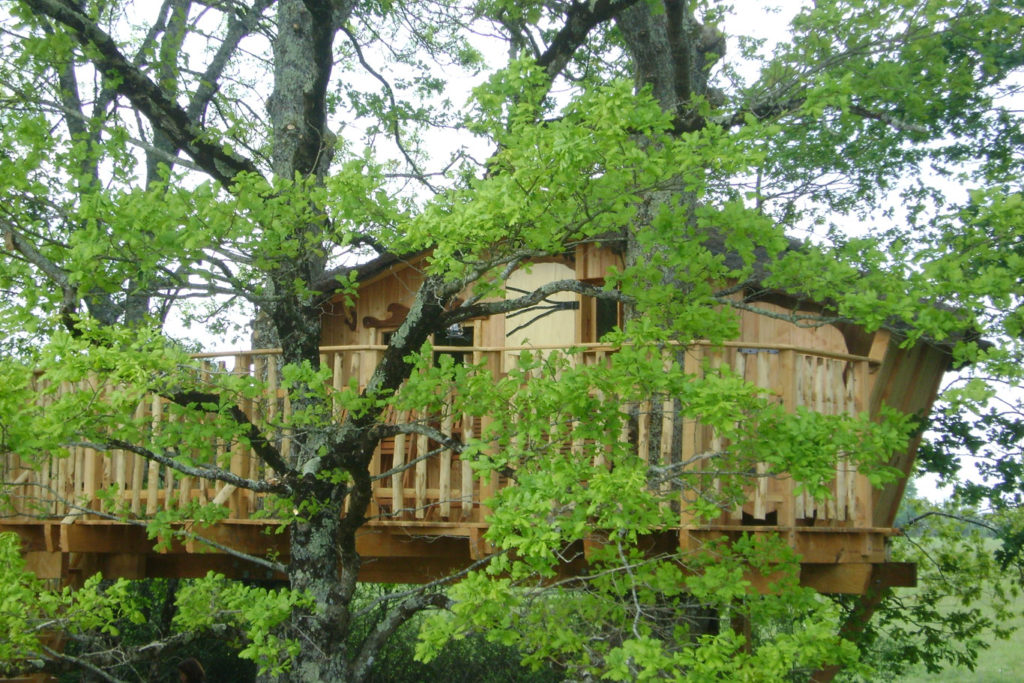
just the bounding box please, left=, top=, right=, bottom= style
left=1, top=242, right=949, bottom=596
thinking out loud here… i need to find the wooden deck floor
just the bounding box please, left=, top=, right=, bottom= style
left=2, top=516, right=914, bottom=594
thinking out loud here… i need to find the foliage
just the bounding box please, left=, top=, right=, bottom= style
left=418, top=536, right=863, bottom=681
left=0, top=0, right=1022, bottom=680
left=346, top=583, right=563, bottom=683
left=0, top=532, right=147, bottom=676
left=837, top=499, right=1023, bottom=680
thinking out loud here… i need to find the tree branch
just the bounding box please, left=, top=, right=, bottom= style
left=370, top=439, right=463, bottom=483
left=447, top=278, right=632, bottom=322
left=337, top=21, right=436, bottom=192
left=372, top=422, right=466, bottom=454
left=351, top=592, right=452, bottom=681
left=22, top=0, right=262, bottom=187
left=536, top=0, right=642, bottom=82
left=715, top=296, right=846, bottom=328
left=848, top=103, right=930, bottom=134
left=185, top=0, right=276, bottom=123
left=40, top=644, right=126, bottom=683
left=0, top=217, right=86, bottom=329
left=74, top=439, right=287, bottom=495
left=903, top=510, right=1001, bottom=535
left=167, top=389, right=292, bottom=474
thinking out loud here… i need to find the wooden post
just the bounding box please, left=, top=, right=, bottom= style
left=461, top=411, right=475, bottom=521
left=729, top=351, right=745, bottom=521
left=130, top=401, right=145, bottom=516
left=281, top=375, right=293, bottom=466
left=415, top=418, right=429, bottom=520
left=753, top=351, right=771, bottom=520
left=145, top=394, right=162, bottom=516
left=777, top=349, right=797, bottom=530
left=163, top=409, right=176, bottom=511
left=679, top=344, right=702, bottom=551
left=368, top=407, right=388, bottom=519
left=830, top=361, right=846, bottom=522
left=814, top=357, right=831, bottom=521
left=266, top=357, right=280, bottom=477
left=392, top=410, right=409, bottom=519
left=332, top=351, right=344, bottom=419
left=82, top=375, right=102, bottom=515
left=232, top=354, right=251, bottom=518
left=439, top=393, right=454, bottom=519
left=477, top=349, right=501, bottom=523
left=659, top=396, right=675, bottom=512
left=247, top=355, right=262, bottom=504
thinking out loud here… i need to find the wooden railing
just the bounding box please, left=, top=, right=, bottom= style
left=2, top=342, right=880, bottom=533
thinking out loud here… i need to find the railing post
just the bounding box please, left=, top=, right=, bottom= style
left=853, top=359, right=872, bottom=527
left=145, top=394, right=162, bottom=516
left=461, top=409, right=475, bottom=521
left=82, top=374, right=103, bottom=517
left=777, top=349, right=797, bottom=531
left=163, top=408, right=177, bottom=511
left=392, top=410, right=409, bottom=519
left=752, top=350, right=771, bottom=521
left=130, top=401, right=145, bottom=516
left=439, top=391, right=454, bottom=519
left=264, top=355, right=280, bottom=477
left=477, top=349, right=501, bottom=523
left=332, top=351, right=344, bottom=420
left=415, top=410, right=429, bottom=520
left=232, top=354, right=251, bottom=518
left=679, top=343, right=702, bottom=551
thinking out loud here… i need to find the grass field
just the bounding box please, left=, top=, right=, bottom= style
left=893, top=581, right=1024, bottom=682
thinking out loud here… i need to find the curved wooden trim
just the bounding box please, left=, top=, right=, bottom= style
left=363, top=302, right=410, bottom=329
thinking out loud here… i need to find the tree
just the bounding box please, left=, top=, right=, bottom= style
left=1, top=0, right=1023, bottom=680
left=844, top=493, right=1021, bottom=679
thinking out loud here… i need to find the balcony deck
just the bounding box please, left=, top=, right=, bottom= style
left=1, top=337, right=945, bottom=593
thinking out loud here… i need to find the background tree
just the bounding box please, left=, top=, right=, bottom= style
left=1, top=0, right=1023, bottom=680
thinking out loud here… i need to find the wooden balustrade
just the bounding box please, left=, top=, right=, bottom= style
left=2, top=341, right=878, bottom=535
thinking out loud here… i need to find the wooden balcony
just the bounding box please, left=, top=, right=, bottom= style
left=1, top=336, right=944, bottom=593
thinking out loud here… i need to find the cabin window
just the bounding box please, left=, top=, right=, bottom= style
left=594, top=296, right=620, bottom=341
left=375, top=326, right=474, bottom=366
left=580, top=279, right=621, bottom=343
left=434, top=323, right=474, bottom=365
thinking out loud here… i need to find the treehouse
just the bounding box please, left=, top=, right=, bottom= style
left=1, top=241, right=950, bottom=597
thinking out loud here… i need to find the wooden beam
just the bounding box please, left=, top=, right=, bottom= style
left=23, top=552, right=64, bottom=580
left=808, top=562, right=916, bottom=682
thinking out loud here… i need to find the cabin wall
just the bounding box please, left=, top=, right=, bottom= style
left=322, top=244, right=895, bottom=373
left=737, top=303, right=849, bottom=355
left=317, top=246, right=947, bottom=530
left=321, top=256, right=427, bottom=348
left=574, top=242, right=622, bottom=281
left=320, top=258, right=509, bottom=346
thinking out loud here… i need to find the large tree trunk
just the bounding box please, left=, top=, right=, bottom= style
left=616, top=0, right=726, bottom=640
left=616, top=0, right=726, bottom=128
left=264, top=1, right=355, bottom=678
left=615, top=0, right=725, bottom=325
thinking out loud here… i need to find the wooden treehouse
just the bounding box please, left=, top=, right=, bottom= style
left=1, top=243, right=950, bottom=596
